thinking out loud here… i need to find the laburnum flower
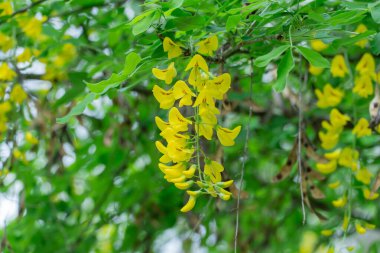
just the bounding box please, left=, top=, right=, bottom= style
left=324, top=149, right=341, bottom=160
left=353, top=75, right=373, bottom=98
left=330, top=55, right=348, bottom=78
left=319, top=131, right=340, bottom=150
left=321, top=229, right=334, bottom=237
left=363, top=188, right=379, bottom=200
left=355, top=222, right=366, bottom=234
left=332, top=195, right=347, bottom=208
left=315, top=84, right=344, bottom=108
left=338, top=147, right=359, bottom=170
left=163, top=37, right=182, bottom=59
left=309, top=64, right=323, bottom=76
left=152, top=85, right=175, bottom=109
left=16, top=48, right=32, bottom=63
left=159, top=163, right=186, bottom=183
left=10, top=84, right=27, bottom=104
left=193, top=73, right=231, bottom=111
left=0, top=1, right=12, bottom=16
left=310, top=39, right=328, bottom=51
left=352, top=118, right=371, bottom=138
left=356, top=53, right=375, bottom=76
left=354, top=24, right=368, bottom=48
left=25, top=132, right=38, bottom=145
left=0, top=33, right=14, bottom=52
left=216, top=125, right=241, bottom=146
left=168, top=107, right=192, bottom=132
left=196, top=35, right=218, bottom=56
left=355, top=167, right=372, bottom=185
left=0, top=101, right=11, bottom=114
left=330, top=109, right=350, bottom=128
left=196, top=110, right=217, bottom=140
left=173, top=80, right=195, bottom=107
left=342, top=215, right=349, bottom=231
left=18, top=16, right=47, bottom=40
left=204, top=160, right=224, bottom=183
left=0, top=63, right=16, bottom=81
left=186, top=54, right=209, bottom=85
left=152, top=62, right=177, bottom=84
left=180, top=190, right=200, bottom=212
left=328, top=181, right=341, bottom=189
left=316, top=160, right=337, bottom=174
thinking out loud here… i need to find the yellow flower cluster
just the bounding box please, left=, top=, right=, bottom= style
left=153, top=36, right=241, bottom=212
left=353, top=53, right=377, bottom=98
left=42, top=43, right=77, bottom=81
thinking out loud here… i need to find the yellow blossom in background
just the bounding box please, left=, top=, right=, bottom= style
left=319, top=130, right=339, bottom=150
left=61, top=43, right=77, bottom=60
left=16, top=48, right=32, bottom=63
left=356, top=53, right=375, bottom=76
left=328, top=181, right=341, bottom=189
left=25, top=132, right=38, bottom=145
left=152, top=62, right=177, bottom=84
left=324, top=149, right=341, bottom=160
left=310, top=39, right=328, bottom=51
left=331, top=55, right=348, bottom=78
left=352, top=118, right=371, bottom=138
left=216, top=125, right=241, bottom=146
left=338, top=147, right=359, bottom=170
left=0, top=33, right=14, bottom=52
left=0, top=1, right=12, bottom=16
left=0, top=63, right=16, bottom=81
left=18, top=15, right=47, bottom=40
left=96, top=224, right=115, bottom=253
left=196, top=35, right=218, bottom=56
left=10, top=84, right=27, bottom=104
left=316, top=160, right=337, bottom=174
left=321, top=229, right=334, bottom=236
left=315, top=84, right=344, bottom=108
left=332, top=195, right=347, bottom=207
left=355, top=167, right=372, bottom=185
left=299, top=231, right=318, bottom=253
left=355, top=222, right=366, bottom=234
left=342, top=214, right=349, bottom=231
left=330, top=109, right=350, bottom=128
left=163, top=37, right=182, bottom=59
left=309, top=64, right=323, bottom=76
left=354, top=24, right=368, bottom=48
left=0, top=101, right=11, bottom=114
left=363, top=188, right=379, bottom=200
left=353, top=75, right=373, bottom=98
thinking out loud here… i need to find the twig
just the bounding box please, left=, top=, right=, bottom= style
left=0, top=0, right=48, bottom=23
left=297, top=55, right=307, bottom=225
left=234, top=58, right=254, bottom=253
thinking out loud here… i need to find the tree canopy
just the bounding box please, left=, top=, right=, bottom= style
left=1, top=0, right=380, bottom=252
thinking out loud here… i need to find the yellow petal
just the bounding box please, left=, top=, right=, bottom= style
left=216, top=125, right=241, bottom=146
left=180, top=194, right=196, bottom=212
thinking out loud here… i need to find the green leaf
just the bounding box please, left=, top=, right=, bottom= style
left=274, top=49, right=294, bottom=92
left=86, top=73, right=128, bottom=94
left=165, top=16, right=206, bottom=31
left=254, top=45, right=290, bottom=68
left=86, top=52, right=142, bottom=94
left=295, top=46, right=330, bottom=68
left=332, top=30, right=376, bottom=47
left=123, top=52, right=142, bottom=76
left=369, top=2, right=380, bottom=24
left=226, top=14, right=241, bottom=32
left=370, top=33, right=380, bottom=55
left=327, top=10, right=366, bottom=25
left=132, top=11, right=157, bottom=36
left=56, top=93, right=96, bottom=124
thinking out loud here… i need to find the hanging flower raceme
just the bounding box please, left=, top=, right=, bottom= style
left=152, top=36, right=241, bottom=212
